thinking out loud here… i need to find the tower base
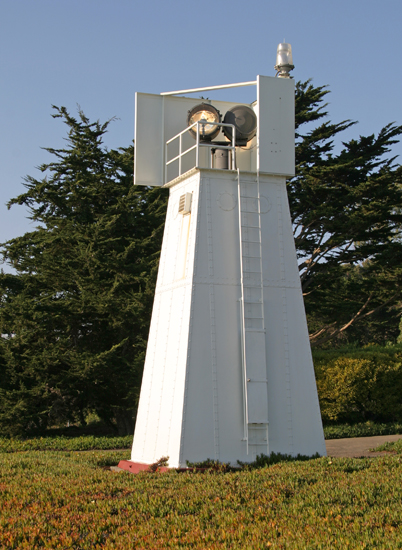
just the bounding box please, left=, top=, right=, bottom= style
left=131, top=168, right=326, bottom=468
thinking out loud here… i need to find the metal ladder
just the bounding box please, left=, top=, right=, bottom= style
left=237, top=169, right=269, bottom=457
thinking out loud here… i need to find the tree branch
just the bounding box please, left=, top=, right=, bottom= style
left=310, top=291, right=401, bottom=347
left=310, top=294, right=373, bottom=346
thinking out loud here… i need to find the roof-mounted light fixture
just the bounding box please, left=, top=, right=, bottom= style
left=274, top=42, right=294, bottom=78
left=223, top=105, right=257, bottom=146
left=187, top=103, right=257, bottom=148
left=187, top=103, right=221, bottom=141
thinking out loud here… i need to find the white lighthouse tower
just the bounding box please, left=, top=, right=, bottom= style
left=122, top=49, right=326, bottom=470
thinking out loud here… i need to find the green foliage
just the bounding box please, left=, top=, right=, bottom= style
left=292, top=81, right=402, bottom=347
left=148, top=455, right=169, bottom=472
left=185, top=458, right=235, bottom=472
left=238, top=452, right=320, bottom=469
left=188, top=453, right=327, bottom=472
left=0, top=107, right=168, bottom=436
left=314, top=345, right=402, bottom=424
left=373, top=439, right=402, bottom=453
left=1, top=451, right=402, bottom=548
left=324, top=421, right=402, bottom=440
left=0, top=435, right=132, bottom=452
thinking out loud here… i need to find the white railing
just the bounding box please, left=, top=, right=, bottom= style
left=165, top=121, right=236, bottom=183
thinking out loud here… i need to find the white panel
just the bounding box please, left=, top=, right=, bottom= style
left=245, top=331, right=268, bottom=423
left=131, top=175, right=200, bottom=466
left=245, top=332, right=267, bottom=379
left=134, top=93, right=164, bottom=186
left=213, top=284, right=244, bottom=459
left=179, top=282, right=216, bottom=463
left=152, top=285, right=186, bottom=459
left=156, top=172, right=200, bottom=287
left=167, top=284, right=193, bottom=465
left=258, top=175, right=301, bottom=286
left=175, top=214, right=191, bottom=280
left=278, top=183, right=301, bottom=282
left=247, top=382, right=269, bottom=423
left=284, top=288, right=326, bottom=456
left=257, top=76, right=295, bottom=177
left=263, top=286, right=293, bottom=453
left=208, top=176, right=241, bottom=283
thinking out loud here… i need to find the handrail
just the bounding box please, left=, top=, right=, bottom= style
left=165, top=121, right=236, bottom=183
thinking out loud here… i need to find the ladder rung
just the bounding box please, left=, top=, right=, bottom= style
left=243, top=255, right=261, bottom=259
left=241, top=239, right=261, bottom=244
left=245, top=328, right=266, bottom=333
left=244, top=299, right=263, bottom=303
left=244, top=270, right=262, bottom=274
left=240, top=195, right=259, bottom=199
left=245, top=315, right=264, bottom=319
left=241, top=225, right=261, bottom=229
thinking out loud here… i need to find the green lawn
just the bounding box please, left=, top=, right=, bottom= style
left=1, top=448, right=402, bottom=549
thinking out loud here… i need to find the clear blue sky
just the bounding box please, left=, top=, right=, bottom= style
left=1, top=0, right=401, bottom=263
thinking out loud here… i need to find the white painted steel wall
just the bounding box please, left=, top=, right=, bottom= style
left=131, top=169, right=326, bottom=467
left=257, top=76, right=295, bottom=176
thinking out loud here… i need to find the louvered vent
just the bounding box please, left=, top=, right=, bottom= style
left=178, top=193, right=192, bottom=215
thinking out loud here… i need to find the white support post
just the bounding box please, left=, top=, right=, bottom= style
left=196, top=124, right=199, bottom=168
left=179, top=133, right=182, bottom=177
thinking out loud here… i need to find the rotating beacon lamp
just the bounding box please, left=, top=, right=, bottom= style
left=119, top=43, right=326, bottom=473
left=187, top=103, right=221, bottom=141
left=186, top=102, right=257, bottom=169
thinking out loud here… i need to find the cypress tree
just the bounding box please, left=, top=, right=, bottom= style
left=0, top=107, right=168, bottom=435
left=291, top=81, right=402, bottom=346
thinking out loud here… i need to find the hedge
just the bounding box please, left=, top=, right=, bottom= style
left=313, top=345, right=402, bottom=424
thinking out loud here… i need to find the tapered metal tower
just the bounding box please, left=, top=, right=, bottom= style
left=121, top=72, right=326, bottom=471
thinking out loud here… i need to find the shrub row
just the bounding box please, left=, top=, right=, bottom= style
left=0, top=435, right=133, bottom=453
left=323, top=421, right=402, bottom=440
left=313, top=345, right=402, bottom=425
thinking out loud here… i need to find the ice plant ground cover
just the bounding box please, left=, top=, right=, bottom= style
left=1, top=449, right=402, bottom=549
left=373, top=438, right=402, bottom=453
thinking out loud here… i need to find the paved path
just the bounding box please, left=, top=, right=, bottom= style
left=325, top=434, right=402, bottom=458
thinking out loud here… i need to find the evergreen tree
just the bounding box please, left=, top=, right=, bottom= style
left=291, top=81, right=402, bottom=346
left=0, top=107, right=168, bottom=435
